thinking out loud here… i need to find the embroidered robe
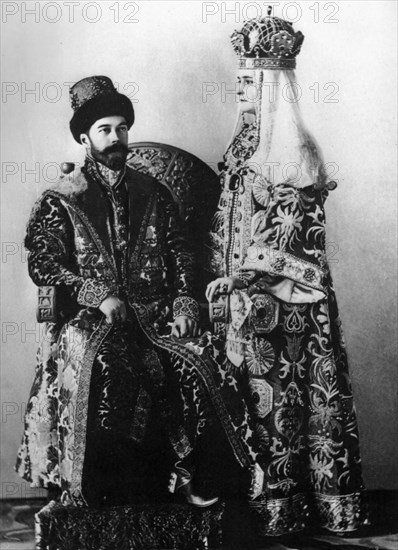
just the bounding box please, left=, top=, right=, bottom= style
left=15, top=157, right=257, bottom=506
left=202, top=122, right=367, bottom=534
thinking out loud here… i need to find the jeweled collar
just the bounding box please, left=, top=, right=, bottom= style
left=225, top=121, right=258, bottom=171
left=84, top=154, right=126, bottom=189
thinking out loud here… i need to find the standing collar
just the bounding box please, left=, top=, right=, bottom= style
left=85, top=154, right=126, bottom=189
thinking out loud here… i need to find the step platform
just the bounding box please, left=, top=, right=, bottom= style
left=35, top=499, right=225, bottom=550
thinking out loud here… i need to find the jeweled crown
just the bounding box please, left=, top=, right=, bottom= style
left=231, top=8, right=304, bottom=70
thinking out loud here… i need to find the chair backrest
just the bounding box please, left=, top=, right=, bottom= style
left=126, top=142, right=221, bottom=300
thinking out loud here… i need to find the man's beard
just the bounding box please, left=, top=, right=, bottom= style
left=89, top=141, right=129, bottom=170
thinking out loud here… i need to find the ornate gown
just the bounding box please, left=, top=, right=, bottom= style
left=15, top=156, right=258, bottom=507
left=205, top=121, right=367, bottom=534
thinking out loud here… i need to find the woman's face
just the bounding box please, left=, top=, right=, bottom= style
left=236, top=70, right=259, bottom=115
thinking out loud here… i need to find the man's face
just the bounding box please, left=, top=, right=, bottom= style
left=81, top=115, right=129, bottom=170
left=236, top=70, right=259, bottom=115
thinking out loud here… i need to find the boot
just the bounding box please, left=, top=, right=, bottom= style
left=168, top=465, right=219, bottom=508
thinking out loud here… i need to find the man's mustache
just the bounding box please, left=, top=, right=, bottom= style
left=103, top=143, right=129, bottom=155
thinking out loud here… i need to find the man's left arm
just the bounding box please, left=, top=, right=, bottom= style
left=159, top=187, right=200, bottom=338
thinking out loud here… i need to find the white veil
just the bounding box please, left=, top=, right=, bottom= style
left=227, top=69, right=328, bottom=190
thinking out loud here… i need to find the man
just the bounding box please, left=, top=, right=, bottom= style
left=205, top=14, right=368, bottom=536
left=15, top=76, right=260, bottom=508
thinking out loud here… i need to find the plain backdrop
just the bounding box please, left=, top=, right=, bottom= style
left=1, top=0, right=397, bottom=498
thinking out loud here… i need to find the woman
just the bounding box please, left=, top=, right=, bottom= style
left=204, top=13, right=367, bottom=536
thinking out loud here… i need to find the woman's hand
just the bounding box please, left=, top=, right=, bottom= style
left=205, top=277, right=247, bottom=303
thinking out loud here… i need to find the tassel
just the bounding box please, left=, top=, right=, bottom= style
left=226, top=338, right=245, bottom=367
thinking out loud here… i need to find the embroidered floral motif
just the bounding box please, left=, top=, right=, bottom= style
left=274, top=406, right=304, bottom=441
left=245, top=338, right=275, bottom=375
left=252, top=174, right=271, bottom=207
left=77, top=279, right=110, bottom=308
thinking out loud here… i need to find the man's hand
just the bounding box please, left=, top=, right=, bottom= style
left=206, top=276, right=247, bottom=303
left=99, top=295, right=127, bottom=324
left=171, top=315, right=199, bottom=338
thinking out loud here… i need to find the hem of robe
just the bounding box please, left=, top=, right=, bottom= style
left=249, top=490, right=368, bottom=536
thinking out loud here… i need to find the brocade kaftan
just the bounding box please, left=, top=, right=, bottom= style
left=15, top=157, right=258, bottom=507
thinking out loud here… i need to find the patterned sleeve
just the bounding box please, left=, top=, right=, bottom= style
left=158, top=187, right=200, bottom=322
left=241, top=183, right=329, bottom=301
left=25, top=193, right=111, bottom=308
